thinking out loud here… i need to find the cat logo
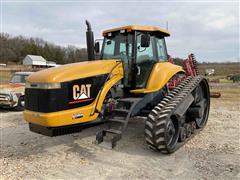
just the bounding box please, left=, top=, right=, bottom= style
left=69, top=84, right=93, bottom=104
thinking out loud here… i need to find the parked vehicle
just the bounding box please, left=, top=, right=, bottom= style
left=0, top=72, right=33, bottom=110
left=227, top=74, right=240, bottom=83
left=205, top=68, right=215, bottom=76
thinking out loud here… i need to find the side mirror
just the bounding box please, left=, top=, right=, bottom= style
left=141, top=34, right=150, bottom=47
left=94, top=42, right=100, bottom=53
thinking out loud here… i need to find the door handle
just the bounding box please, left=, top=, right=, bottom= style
left=137, top=66, right=141, bottom=75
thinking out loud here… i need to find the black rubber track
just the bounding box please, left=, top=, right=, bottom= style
left=144, top=76, right=210, bottom=154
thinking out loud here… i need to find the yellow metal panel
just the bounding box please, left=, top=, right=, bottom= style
left=24, top=62, right=124, bottom=127
left=95, top=69, right=123, bottom=113
left=24, top=104, right=98, bottom=127
left=26, top=60, right=121, bottom=83
left=103, top=25, right=170, bottom=37
left=131, top=62, right=184, bottom=94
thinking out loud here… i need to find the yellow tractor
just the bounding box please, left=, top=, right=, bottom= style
left=24, top=21, right=210, bottom=153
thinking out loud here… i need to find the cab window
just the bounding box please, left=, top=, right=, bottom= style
left=156, top=37, right=168, bottom=61
left=103, top=39, right=115, bottom=58
left=136, top=35, right=156, bottom=63
left=102, top=32, right=132, bottom=61
left=10, top=74, right=28, bottom=83
left=11, top=75, right=22, bottom=83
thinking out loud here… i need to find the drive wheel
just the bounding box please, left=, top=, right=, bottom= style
left=15, top=96, right=24, bottom=111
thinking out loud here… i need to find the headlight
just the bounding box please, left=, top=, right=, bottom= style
left=25, top=82, right=61, bottom=89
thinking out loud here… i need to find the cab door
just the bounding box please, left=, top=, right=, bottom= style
left=134, top=33, right=158, bottom=89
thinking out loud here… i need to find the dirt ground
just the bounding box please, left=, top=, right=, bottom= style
left=0, top=83, right=239, bottom=180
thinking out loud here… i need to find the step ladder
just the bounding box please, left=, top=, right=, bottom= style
left=96, top=98, right=142, bottom=148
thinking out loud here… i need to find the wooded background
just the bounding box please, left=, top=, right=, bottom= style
left=0, top=33, right=88, bottom=64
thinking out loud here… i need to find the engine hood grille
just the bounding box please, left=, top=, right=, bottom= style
left=25, top=74, right=108, bottom=113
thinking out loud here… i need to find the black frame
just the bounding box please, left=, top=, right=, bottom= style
left=131, top=31, right=137, bottom=89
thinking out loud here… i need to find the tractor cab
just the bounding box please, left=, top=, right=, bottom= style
left=99, top=25, right=170, bottom=89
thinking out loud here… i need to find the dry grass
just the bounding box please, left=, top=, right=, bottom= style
left=198, top=63, right=240, bottom=76
left=0, top=70, right=13, bottom=83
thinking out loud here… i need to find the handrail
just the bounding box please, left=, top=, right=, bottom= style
left=90, top=61, right=123, bottom=116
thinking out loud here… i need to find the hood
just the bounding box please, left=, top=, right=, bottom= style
left=0, top=83, right=24, bottom=93
left=27, top=60, right=122, bottom=83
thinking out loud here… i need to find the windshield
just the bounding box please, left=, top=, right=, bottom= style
left=10, top=74, right=29, bottom=83
left=102, top=32, right=133, bottom=62
left=101, top=32, right=133, bottom=86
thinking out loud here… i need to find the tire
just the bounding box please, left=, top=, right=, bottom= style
left=15, top=96, right=25, bottom=111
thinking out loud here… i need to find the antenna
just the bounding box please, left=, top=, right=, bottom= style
left=166, top=21, right=168, bottom=31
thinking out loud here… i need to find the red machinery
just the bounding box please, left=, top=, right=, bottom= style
left=167, top=53, right=198, bottom=89
left=168, top=54, right=221, bottom=98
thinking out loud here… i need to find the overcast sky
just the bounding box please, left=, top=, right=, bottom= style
left=1, top=0, right=239, bottom=62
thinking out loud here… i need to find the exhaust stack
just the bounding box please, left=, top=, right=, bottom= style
left=85, top=20, right=95, bottom=61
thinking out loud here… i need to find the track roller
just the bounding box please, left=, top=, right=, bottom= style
left=190, top=121, right=196, bottom=134
left=179, top=127, right=187, bottom=142
left=185, top=124, right=192, bottom=138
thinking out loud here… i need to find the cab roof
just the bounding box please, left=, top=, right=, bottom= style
left=103, top=25, right=170, bottom=37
